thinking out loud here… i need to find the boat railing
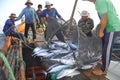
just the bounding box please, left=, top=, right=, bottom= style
left=1, top=39, right=26, bottom=80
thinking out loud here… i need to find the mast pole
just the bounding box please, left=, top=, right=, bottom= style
left=67, top=0, right=78, bottom=34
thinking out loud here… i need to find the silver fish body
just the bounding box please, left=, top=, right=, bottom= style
left=48, top=65, right=70, bottom=73
left=56, top=68, right=78, bottom=79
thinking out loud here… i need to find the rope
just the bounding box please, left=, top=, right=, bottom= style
left=0, top=49, right=26, bottom=70
left=0, top=52, right=15, bottom=80
left=15, top=27, right=35, bottom=50
left=16, top=36, right=34, bottom=50
left=46, top=17, right=70, bottom=43
left=4, top=25, right=34, bottom=50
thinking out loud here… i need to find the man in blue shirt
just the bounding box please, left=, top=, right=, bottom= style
left=40, top=1, right=62, bottom=19
left=3, top=13, right=26, bottom=43
left=3, top=14, right=15, bottom=36
left=40, top=1, right=65, bottom=42
left=16, top=0, right=39, bottom=42
left=36, top=4, right=42, bottom=20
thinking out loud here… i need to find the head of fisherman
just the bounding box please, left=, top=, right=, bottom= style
left=38, top=4, right=42, bottom=11
left=45, top=1, right=53, bottom=10
left=25, top=0, right=33, bottom=7
left=9, top=13, right=17, bottom=21
left=80, top=10, right=89, bottom=21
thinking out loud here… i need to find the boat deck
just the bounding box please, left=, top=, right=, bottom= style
left=82, top=60, right=120, bottom=80
left=1, top=27, right=120, bottom=80
left=23, top=30, right=120, bottom=80
left=22, top=40, right=120, bottom=80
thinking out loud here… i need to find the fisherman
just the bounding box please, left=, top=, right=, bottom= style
left=78, top=10, right=94, bottom=37
left=36, top=4, right=42, bottom=20
left=40, top=1, right=65, bottom=42
left=40, top=1, right=62, bottom=19
left=1, top=13, right=27, bottom=66
left=83, top=0, right=120, bottom=75
left=36, top=4, right=46, bottom=32
left=16, top=0, right=39, bottom=42
left=3, top=13, right=27, bottom=43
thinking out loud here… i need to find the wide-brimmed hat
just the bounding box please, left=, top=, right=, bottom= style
left=9, top=13, right=17, bottom=18
left=80, top=10, right=89, bottom=16
left=25, top=0, right=33, bottom=5
left=45, top=1, right=53, bottom=7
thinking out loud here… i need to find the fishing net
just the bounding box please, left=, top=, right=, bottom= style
left=76, top=24, right=102, bottom=67
left=45, top=17, right=78, bottom=44
left=39, top=16, right=102, bottom=67
left=31, top=17, right=104, bottom=79
left=45, top=17, right=62, bottom=42
left=58, top=18, right=78, bottom=44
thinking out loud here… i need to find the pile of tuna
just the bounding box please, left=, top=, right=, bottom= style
left=32, top=17, right=102, bottom=79
left=32, top=41, right=101, bottom=79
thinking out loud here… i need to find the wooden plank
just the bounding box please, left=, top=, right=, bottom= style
left=11, top=45, right=18, bottom=75
left=83, top=70, right=106, bottom=80
left=15, top=45, right=20, bottom=80
left=8, top=46, right=15, bottom=80
left=2, top=39, right=26, bottom=80
left=3, top=46, right=13, bottom=79
left=82, top=63, right=107, bottom=80
left=19, top=41, right=26, bottom=80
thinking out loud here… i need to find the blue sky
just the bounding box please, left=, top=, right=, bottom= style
left=0, top=0, right=120, bottom=33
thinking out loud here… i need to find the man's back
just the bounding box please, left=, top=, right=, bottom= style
left=95, top=0, right=120, bottom=32
left=3, top=19, right=15, bottom=36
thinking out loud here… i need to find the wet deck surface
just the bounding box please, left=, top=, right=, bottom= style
left=22, top=42, right=120, bottom=80
left=107, top=61, right=120, bottom=80
left=82, top=60, right=120, bottom=80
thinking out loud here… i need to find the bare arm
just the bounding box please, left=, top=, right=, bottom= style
left=16, top=9, right=25, bottom=21
left=99, top=14, right=107, bottom=38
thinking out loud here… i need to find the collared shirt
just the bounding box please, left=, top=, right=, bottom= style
left=40, top=8, right=61, bottom=19
left=78, top=18, right=94, bottom=34
left=3, top=19, right=15, bottom=36
left=16, top=7, right=39, bottom=24
left=95, top=0, right=120, bottom=32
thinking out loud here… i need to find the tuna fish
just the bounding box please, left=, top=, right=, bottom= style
left=48, top=65, right=70, bottom=73
left=33, top=47, right=42, bottom=53
left=50, top=58, right=76, bottom=65
left=81, top=64, right=93, bottom=70
left=68, top=43, right=78, bottom=50
left=56, top=68, right=79, bottom=79
left=66, top=70, right=80, bottom=78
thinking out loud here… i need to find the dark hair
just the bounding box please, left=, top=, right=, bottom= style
left=38, top=4, right=42, bottom=8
